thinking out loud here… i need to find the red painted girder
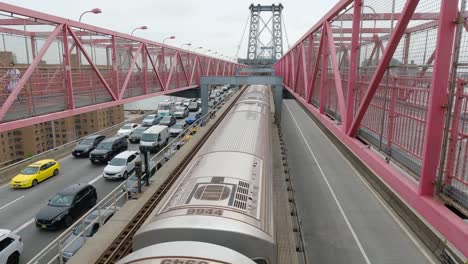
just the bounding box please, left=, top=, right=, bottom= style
left=119, top=43, right=143, bottom=100
left=0, top=85, right=197, bottom=132
left=325, top=21, right=346, bottom=126
left=347, top=0, right=420, bottom=137
left=0, top=24, right=62, bottom=122
left=345, top=0, right=362, bottom=131
left=418, top=0, right=458, bottom=196
left=319, top=24, right=328, bottom=114
left=338, top=12, right=439, bottom=21
left=67, top=25, right=117, bottom=101
left=307, top=30, right=325, bottom=102
left=62, top=24, right=74, bottom=109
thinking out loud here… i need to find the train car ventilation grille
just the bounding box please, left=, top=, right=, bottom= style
left=193, top=184, right=230, bottom=201
left=233, top=181, right=250, bottom=210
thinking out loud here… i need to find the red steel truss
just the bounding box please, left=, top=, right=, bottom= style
left=274, top=0, right=468, bottom=258
left=0, top=3, right=244, bottom=132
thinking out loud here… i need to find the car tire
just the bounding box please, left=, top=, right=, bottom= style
left=53, top=169, right=59, bottom=176
left=90, top=198, right=97, bottom=207
left=90, top=160, right=96, bottom=164
left=64, top=215, right=73, bottom=227
left=123, top=171, right=128, bottom=180
left=32, top=179, right=38, bottom=187
left=6, top=252, right=19, bottom=264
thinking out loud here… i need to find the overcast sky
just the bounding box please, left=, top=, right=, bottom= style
left=3, top=0, right=339, bottom=59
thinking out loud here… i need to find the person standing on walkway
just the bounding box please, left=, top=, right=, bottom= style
left=1, top=62, right=22, bottom=102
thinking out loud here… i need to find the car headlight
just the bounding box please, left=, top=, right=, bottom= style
left=53, top=212, right=68, bottom=222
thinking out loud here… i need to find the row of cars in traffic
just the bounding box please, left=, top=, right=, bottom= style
left=1, top=90, right=233, bottom=263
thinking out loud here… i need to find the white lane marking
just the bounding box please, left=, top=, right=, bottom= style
left=284, top=102, right=372, bottom=264
left=13, top=218, right=35, bottom=234
left=88, top=174, right=103, bottom=185
left=0, top=195, right=24, bottom=211
left=0, top=183, right=9, bottom=189
left=291, top=101, right=437, bottom=263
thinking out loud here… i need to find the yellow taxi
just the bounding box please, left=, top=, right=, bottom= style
left=10, top=159, right=60, bottom=188
left=181, top=134, right=192, bottom=143
left=189, top=126, right=200, bottom=135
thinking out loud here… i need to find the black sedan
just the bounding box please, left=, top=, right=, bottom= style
left=72, top=135, right=105, bottom=157
left=36, top=184, right=97, bottom=229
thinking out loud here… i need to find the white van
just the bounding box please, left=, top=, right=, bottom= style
left=139, top=125, right=169, bottom=153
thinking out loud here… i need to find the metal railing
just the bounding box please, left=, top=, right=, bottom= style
left=27, top=90, right=237, bottom=264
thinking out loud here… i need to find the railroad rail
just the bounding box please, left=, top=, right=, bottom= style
left=94, top=87, right=246, bottom=264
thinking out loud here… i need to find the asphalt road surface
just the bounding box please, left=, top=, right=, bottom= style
left=0, top=107, right=201, bottom=263
left=281, top=99, right=438, bottom=264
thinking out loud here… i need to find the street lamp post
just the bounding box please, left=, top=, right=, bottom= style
left=77, top=8, right=102, bottom=70
left=79, top=8, right=102, bottom=22
left=181, top=43, right=192, bottom=50
left=131, top=26, right=148, bottom=36
left=162, top=35, right=176, bottom=44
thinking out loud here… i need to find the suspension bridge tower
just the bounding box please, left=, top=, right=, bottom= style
left=238, top=3, right=284, bottom=66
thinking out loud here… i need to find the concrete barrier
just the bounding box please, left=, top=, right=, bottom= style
left=0, top=114, right=147, bottom=185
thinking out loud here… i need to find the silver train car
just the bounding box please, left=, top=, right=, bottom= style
left=117, top=241, right=257, bottom=264
left=128, top=85, right=276, bottom=264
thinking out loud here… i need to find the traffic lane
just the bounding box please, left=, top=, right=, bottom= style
left=0, top=154, right=108, bottom=231
left=0, top=141, right=139, bottom=231
left=281, top=103, right=364, bottom=263
left=281, top=99, right=434, bottom=264
left=18, top=176, right=123, bottom=263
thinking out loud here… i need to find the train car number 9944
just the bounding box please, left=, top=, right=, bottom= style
left=186, top=208, right=223, bottom=216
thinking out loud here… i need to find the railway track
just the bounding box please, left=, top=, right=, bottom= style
left=95, top=88, right=245, bottom=264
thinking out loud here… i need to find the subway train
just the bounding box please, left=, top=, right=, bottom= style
left=117, top=85, right=276, bottom=264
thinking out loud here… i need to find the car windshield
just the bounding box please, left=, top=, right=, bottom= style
left=189, top=103, right=197, bottom=107
left=122, top=124, right=133, bottom=129
left=176, top=107, right=185, bottom=111
left=96, top=142, right=112, bottom=150
left=161, top=116, right=171, bottom=122
left=172, top=123, right=185, bottom=129
left=79, top=138, right=95, bottom=145
left=72, top=222, right=96, bottom=237
left=132, top=128, right=146, bottom=135
left=109, top=158, right=126, bottom=166
left=48, top=193, right=74, bottom=207
left=141, top=133, right=158, bottom=141
left=21, top=166, right=39, bottom=175
left=143, top=115, right=155, bottom=121
left=158, top=105, right=171, bottom=110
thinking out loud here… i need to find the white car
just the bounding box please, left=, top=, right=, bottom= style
left=0, top=229, right=23, bottom=264
left=117, top=123, right=139, bottom=138
left=103, top=151, right=139, bottom=180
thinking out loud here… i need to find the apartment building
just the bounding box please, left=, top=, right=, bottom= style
left=0, top=105, right=124, bottom=166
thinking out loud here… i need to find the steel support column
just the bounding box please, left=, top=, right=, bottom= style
left=319, top=24, right=328, bottom=114
left=345, top=0, right=362, bottom=131
left=419, top=0, right=458, bottom=196
left=347, top=0, right=419, bottom=136
left=62, top=24, right=74, bottom=109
